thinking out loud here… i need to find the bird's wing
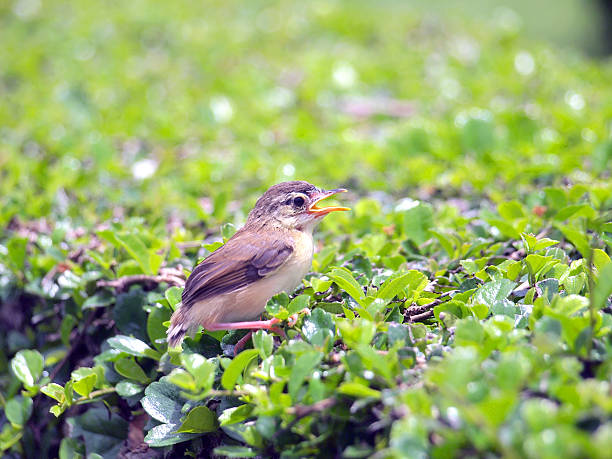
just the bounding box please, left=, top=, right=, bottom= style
left=181, top=229, right=294, bottom=309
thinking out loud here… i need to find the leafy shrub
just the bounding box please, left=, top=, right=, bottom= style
left=1, top=1, right=612, bottom=458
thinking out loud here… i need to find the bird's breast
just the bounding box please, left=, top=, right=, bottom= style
left=270, top=229, right=314, bottom=293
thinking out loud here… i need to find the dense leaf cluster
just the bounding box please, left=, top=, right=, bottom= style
left=1, top=1, right=612, bottom=458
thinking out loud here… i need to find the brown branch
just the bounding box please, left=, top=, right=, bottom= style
left=286, top=397, right=337, bottom=417
left=175, top=241, right=204, bottom=250
left=405, top=300, right=439, bottom=323
left=409, top=309, right=434, bottom=322
left=97, top=272, right=185, bottom=292
left=405, top=301, right=439, bottom=317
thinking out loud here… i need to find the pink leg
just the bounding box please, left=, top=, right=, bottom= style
left=206, top=314, right=305, bottom=355
left=206, top=317, right=283, bottom=331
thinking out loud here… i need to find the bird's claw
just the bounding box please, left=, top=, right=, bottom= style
left=287, top=308, right=310, bottom=327
left=287, top=314, right=299, bottom=327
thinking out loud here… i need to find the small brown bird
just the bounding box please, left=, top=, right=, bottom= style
left=167, top=181, right=349, bottom=349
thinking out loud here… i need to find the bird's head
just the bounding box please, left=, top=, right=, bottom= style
left=247, top=181, right=349, bottom=231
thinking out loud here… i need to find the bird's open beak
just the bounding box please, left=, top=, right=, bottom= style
left=307, top=188, right=350, bottom=215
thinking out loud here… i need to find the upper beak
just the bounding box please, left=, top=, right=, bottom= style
left=307, top=188, right=350, bottom=215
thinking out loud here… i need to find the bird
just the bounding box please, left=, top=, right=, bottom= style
left=167, top=181, right=349, bottom=350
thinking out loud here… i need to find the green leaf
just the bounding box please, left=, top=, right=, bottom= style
left=141, top=379, right=184, bottom=424
left=377, top=270, right=421, bottom=303
left=401, top=202, right=434, bottom=245
left=7, top=237, right=27, bottom=271
left=71, top=367, right=97, bottom=397
left=107, top=335, right=161, bottom=360
left=592, top=263, right=612, bottom=310
left=60, top=314, right=77, bottom=346
left=288, top=351, right=323, bottom=400
left=11, top=350, right=44, bottom=387
left=41, top=383, right=65, bottom=402
left=147, top=304, right=171, bottom=350
left=115, top=232, right=158, bottom=275
left=5, top=396, right=33, bottom=426
left=555, top=204, right=596, bottom=221
left=329, top=268, right=365, bottom=304
left=337, top=319, right=376, bottom=348
left=498, top=201, right=525, bottom=220
left=167, top=369, right=196, bottom=392
left=455, top=319, right=485, bottom=345
left=402, top=270, right=429, bottom=302
left=593, top=248, right=611, bottom=273
left=114, top=358, right=149, bottom=384
left=534, top=237, right=560, bottom=251
left=252, top=331, right=274, bottom=359
left=165, top=286, right=183, bottom=311
left=525, top=254, right=553, bottom=276
left=70, top=406, right=128, bottom=455
left=302, top=308, right=335, bottom=347
left=431, top=230, right=455, bottom=257
left=116, top=381, right=143, bottom=397
left=221, top=222, right=237, bottom=240
left=59, top=438, right=84, bottom=459
left=144, top=423, right=197, bottom=447
left=520, top=233, right=538, bottom=253
left=82, top=291, right=115, bottom=309
left=287, top=294, right=310, bottom=314
left=176, top=406, right=218, bottom=433
left=219, top=404, right=254, bottom=426
left=557, top=225, right=591, bottom=258
left=338, top=382, right=381, bottom=399
left=181, top=353, right=215, bottom=391
left=221, top=349, right=259, bottom=390
left=474, top=279, right=516, bottom=306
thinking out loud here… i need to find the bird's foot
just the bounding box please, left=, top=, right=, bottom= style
left=287, top=308, right=310, bottom=327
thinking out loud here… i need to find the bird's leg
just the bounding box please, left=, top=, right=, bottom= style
left=208, top=312, right=308, bottom=354
left=206, top=317, right=283, bottom=331
left=233, top=331, right=254, bottom=355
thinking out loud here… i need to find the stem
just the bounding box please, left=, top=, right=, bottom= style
left=207, top=389, right=249, bottom=397
left=586, top=242, right=596, bottom=357
left=97, top=272, right=184, bottom=291
left=75, top=387, right=117, bottom=404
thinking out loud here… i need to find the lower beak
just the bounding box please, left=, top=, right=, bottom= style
left=307, top=188, right=350, bottom=215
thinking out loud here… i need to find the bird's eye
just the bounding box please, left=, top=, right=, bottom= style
left=292, top=196, right=305, bottom=207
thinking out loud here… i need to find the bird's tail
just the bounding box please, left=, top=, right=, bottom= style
left=167, top=305, right=192, bottom=348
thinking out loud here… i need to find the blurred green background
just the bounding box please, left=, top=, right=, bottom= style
left=1, top=2, right=612, bottom=457
left=1, top=0, right=611, bottom=228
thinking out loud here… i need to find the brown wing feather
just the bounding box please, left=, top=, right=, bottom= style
left=181, top=229, right=293, bottom=309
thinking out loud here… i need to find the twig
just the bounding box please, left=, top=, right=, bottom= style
left=97, top=272, right=185, bottom=292
left=207, top=389, right=250, bottom=397
left=287, top=397, right=337, bottom=416
left=75, top=387, right=117, bottom=404
left=410, top=310, right=434, bottom=322
left=175, top=241, right=204, bottom=250
left=405, top=301, right=439, bottom=317
left=536, top=226, right=552, bottom=239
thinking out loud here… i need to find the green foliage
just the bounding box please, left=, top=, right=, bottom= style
left=1, top=0, right=612, bottom=458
